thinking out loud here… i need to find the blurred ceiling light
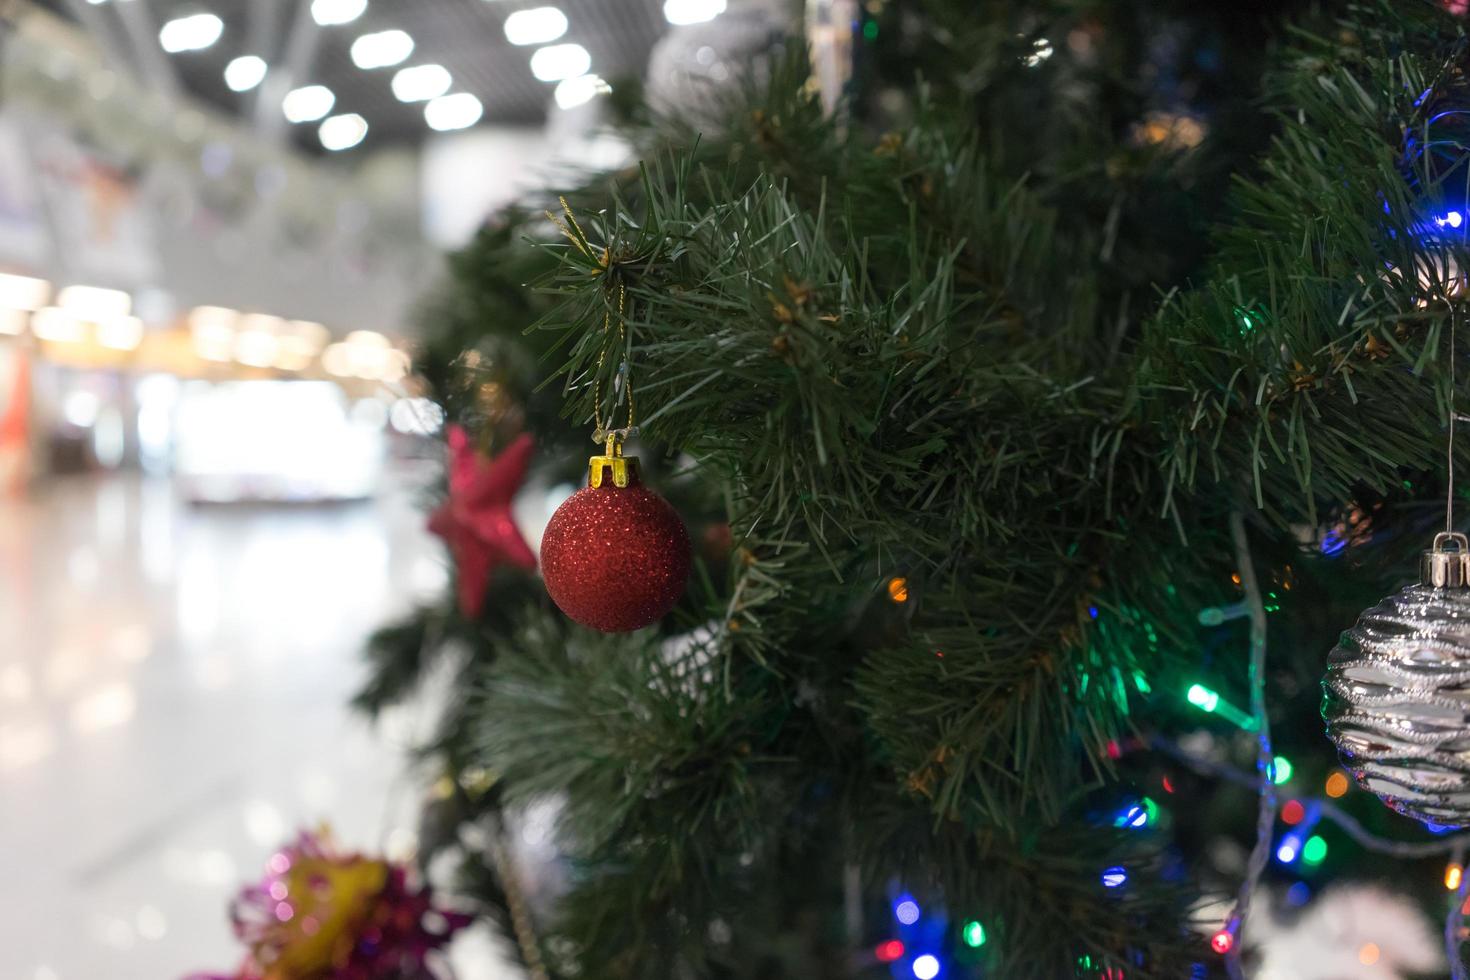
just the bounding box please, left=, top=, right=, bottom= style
left=189, top=306, right=240, bottom=362
left=273, top=336, right=317, bottom=371
left=159, top=13, right=224, bottom=54
left=289, top=320, right=331, bottom=350
left=425, top=92, right=484, bottom=131
left=351, top=29, right=414, bottom=69
left=0, top=310, right=26, bottom=335
left=189, top=305, right=240, bottom=331
left=345, top=329, right=390, bottom=347
left=234, top=330, right=280, bottom=368
left=97, top=316, right=145, bottom=351
left=283, top=85, right=336, bottom=123
left=392, top=64, right=452, bottom=102
left=663, top=0, right=726, bottom=26
left=31, top=308, right=83, bottom=343
left=320, top=113, right=369, bottom=151
left=0, top=273, right=50, bottom=311
left=194, top=332, right=234, bottom=362
left=321, top=342, right=353, bottom=377
left=311, top=0, right=367, bottom=27
left=239, top=313, right=285, bottom=334
left=58, top=285, right=131, bottom=320
left=0, top=722, right=54, bottom=771
left=504, top=6, right=568, bottom=46
left=71, top=683, right=137, bottom=734
left=224, top=55, right=268, bottom=92
left=555, top=73, right=608, bottom=110
left=530, top=43, right=590, bottom=82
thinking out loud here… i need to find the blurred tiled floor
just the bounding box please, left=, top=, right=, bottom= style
left=0, top=474, right=515, bottom=980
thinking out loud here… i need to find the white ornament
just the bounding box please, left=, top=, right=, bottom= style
left=1250, top=885, right=1441, bottom=979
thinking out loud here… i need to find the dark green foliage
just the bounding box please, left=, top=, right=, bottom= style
left=354, top=1, right=1470, bottom=976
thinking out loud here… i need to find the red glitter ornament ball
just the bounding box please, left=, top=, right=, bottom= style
left=541, top=456, right=690, bottom=633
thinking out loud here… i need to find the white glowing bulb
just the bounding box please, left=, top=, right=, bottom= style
left=663, top=0, right=725, bottom=26
left=96, top=316, right=145, bottom=351
left=392, top=64, right=452, bottom=102
left=159, top=13, right=224, bottom=53
left=0, top=273, right=50, bottom=312
left=351, top=29, right=414, bottom=69
left=224, top=55, right=268, bottom=92
left=504, top=7, right=568, bottom=46
left=58, top=285, right=131, bottom=320
left=554, top=74, right=607, bottom=110
left=311, top=0, right=367, bottom=27
left=425, top=93, right=483, bottom=131
left=282, top=85, right=336, bottom=123
left=319, top=113, right=369, bottom=151
left=530, top=43, right=591, bottom=82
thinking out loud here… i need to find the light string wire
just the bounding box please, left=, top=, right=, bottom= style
left=1450, top=840, right=1469, bottom=980
left=1223, top=509, right=1276, bottom=979
left=547, top=197, right=635, bottom=452
left=1151, top=738, right=1470, bottom=858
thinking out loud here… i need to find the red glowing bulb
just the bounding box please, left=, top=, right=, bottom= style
left=1281, top=799, right=1305, bottom=826
left=1211, top=929, right=1234, bottom=955
left=876, top=940, right=905, bottom=963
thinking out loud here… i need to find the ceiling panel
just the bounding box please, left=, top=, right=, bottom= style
left=33, top=0, right=671, bottom=150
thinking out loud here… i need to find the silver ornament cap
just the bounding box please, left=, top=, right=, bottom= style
left=1323, top=532, right=1470, bottom=826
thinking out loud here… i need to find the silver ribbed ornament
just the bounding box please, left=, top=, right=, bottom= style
left=1323, top=532, right=1470, bottom=826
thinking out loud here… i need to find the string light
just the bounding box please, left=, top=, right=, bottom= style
left=1210, top=929, right=1234, bottom=954
left=1186, top=683, right=1218, bottom=711
left=1324, top=772, right=1350, bottom=798
left=911, top=955, right=941, bottom=980
left=1359, top=943, right=1380, bottom=966
left=894, top=897, right=920, bottom=925
left=1269, top=756, right=1293, bottom=785
left=1281, top=800, right=1305, bottom=825
left=1448, top=864, right=1464, bottom=890
left=875, top=940, right=904, bottom=963
left=962, top=921, right=986, bottom=948
left=887, top=577, right=909, bottom=602
left=1184, top=683, right=1256, bottom=730
left=1301, top=835, right=1327, bottom=866
left=1115, top=797, right=1159, bottom=829
left=1100, top=866, right=1128, bottom=889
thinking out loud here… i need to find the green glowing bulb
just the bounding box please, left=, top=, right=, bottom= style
left=1302, top=835, right=1327, bottom=865
left=1187, top=684, right=1219, bottom=712
left=962, top=920, right=986, bottom=948
left=1142, top=796, right=1159, bottom=824
left=863, top=20, right=879, bottom=40
left=1270, top=756, right=1294, bottom=785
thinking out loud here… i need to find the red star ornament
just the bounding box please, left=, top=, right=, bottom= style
left=428, top=426, right=536, bottom=618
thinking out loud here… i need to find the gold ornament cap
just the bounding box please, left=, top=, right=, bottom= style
left=588, top=436, right=640, bottom=488
left=1422, top=532, right=1470, bottom=587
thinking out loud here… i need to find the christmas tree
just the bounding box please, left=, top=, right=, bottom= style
left=356, top=1, right=1470, bottom=976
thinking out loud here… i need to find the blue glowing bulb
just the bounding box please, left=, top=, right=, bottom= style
left=1437, top=211, right=1465, bottom=229
left=1285, top=881, right=1311, bottom=907
left=895, top=898, right=921, bottom=925
left=1101, top=866, right=1128, bottom=889
left=912, top=954, right=941, bottom=980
